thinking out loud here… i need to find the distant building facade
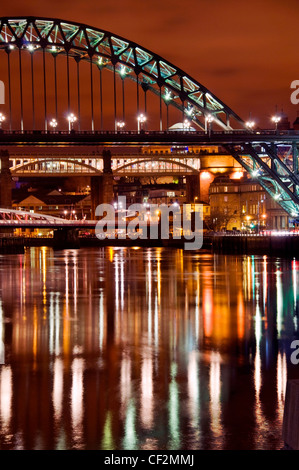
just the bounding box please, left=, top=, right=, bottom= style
left=209, top=176, right=290, bottom=231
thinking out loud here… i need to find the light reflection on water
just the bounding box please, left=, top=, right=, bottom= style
left=0, top=246, right=298, bottom=449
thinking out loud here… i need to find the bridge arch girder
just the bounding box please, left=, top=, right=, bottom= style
left=0, top=16, right=245, bottom=131
left=114, top=157, right=200, bottom=174
left=11, top=157, right=102, bottom=175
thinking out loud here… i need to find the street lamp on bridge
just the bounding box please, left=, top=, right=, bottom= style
left=0, top=113, right=5, bottom=129
left=49, top=118, right=58, bottom=130
left=67, top=113, right=77, bottom=132
left=206, top=114, right=214, bottom=137
left=137, top=114, right=146, bottom=132
left=245, top=120, right=255, bottom=130
left=271, top=115, right=281, bottom=132
left=116, top=121, right=125, bottom=131
left=183, top=119, right=191, bottom=130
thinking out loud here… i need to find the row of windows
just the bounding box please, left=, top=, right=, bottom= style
left=211, top=185, right=264, bottom=193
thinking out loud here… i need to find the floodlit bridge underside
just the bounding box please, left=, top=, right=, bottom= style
left=9, top=156, right=200, bottom=176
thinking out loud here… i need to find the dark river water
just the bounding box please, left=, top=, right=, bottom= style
left=0, top=246, right=298, bottom=450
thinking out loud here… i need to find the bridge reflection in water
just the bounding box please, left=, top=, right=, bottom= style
left=0, top=247, right=297, bottom=449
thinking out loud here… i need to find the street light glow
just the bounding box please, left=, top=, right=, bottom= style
left=67, top=113, right=77, bottom=131
left=116, top=121, right=125, bottom=129
left=246, top=120, right=255, bottom=129
left=0, top=113, right=5, bottom=129
left=120, top=65, right=126, bottom=76
left=272, top=115, right=281, bottom=131
left=137, top=114, right=146, bottom=123
left=164, top=90, right=172, bottom=101
left=183, top=119, right=191, bottom=129
left=49, top=118, right=58, bottom=129
left=137, top=113, right=146, bottom=132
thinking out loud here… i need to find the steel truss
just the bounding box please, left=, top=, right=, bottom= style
left=225, top=140, right=299, bottom=219
left=0, top=16, right=245, bottom=130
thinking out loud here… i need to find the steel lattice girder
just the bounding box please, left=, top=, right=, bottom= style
left=225, top=142, right=299, bottom=218
left=0, top=16, right=245, bottom=130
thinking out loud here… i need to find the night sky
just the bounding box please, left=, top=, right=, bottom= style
left=1, top=0, right=298, bottom=128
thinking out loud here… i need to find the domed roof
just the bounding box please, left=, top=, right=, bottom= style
left=168, top=122, right=196, bottom=132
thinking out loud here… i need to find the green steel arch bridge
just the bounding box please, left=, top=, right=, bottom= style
left=0, top=17, right=298, bottom=218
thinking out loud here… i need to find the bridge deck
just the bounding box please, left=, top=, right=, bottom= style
left=0, top=129, right=298, bottom=146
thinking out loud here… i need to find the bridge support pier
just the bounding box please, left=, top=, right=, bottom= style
left=91, top=149, right=115, bottom=218
left=185, top=175, right=200, bottom=204
left=91, top=174, right=115, bottom=218
left=0, top=150, right=12, bottom=208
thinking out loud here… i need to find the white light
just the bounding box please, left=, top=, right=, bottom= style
left=9, top=44, right=15, bottom=50
left=272, top=115, right=281, bottom=124
left=164, top=90, right=172, bottom=101
left=49, top=118, right=58, bottom=128
left=274, top=193, right=281, bottom=200
left=251, top=169, right=259, bottom=177
left=116, top=121, right=125, bottom=129
left=206, top=114, right=214, bottom=123
left=183, top=119, right=191, bottom=129
left=137, top=114, right=146, bottom=123
left=0, top=113, right=5, bottom=123
left=67, top=113, right=77, bottom=123
left=246, top=120, right=255, bottom=129
left=120, top=66, right=126, bottom=76
left=27, top=44, right=35, bottom=52
left=67, top=113, right=77, bottom=131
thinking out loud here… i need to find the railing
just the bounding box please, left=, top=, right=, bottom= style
left=0, top=129, right=299, bottom=137
left=0, top=219, right=96, bottom=226
left=212, top=230, right=299, bottom=237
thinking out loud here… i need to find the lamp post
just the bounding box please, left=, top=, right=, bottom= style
left=137, top=113, right=146, bottom=132
left=271, top=115, right=281, bottom=132
left=245, top=120, right=255, bottom=131
left=206, top=114, right=214, bottom=137
left=49, top=118, right=58, bottom=131
left=116, top=121, right=125, bottom=131
left=0, top=113, right=5, bottom=129
left=67, top=113, right=77, bottom=132
left=164, top=90, right=171, bottom=129
left=183, top=119, right=191, bottom=130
